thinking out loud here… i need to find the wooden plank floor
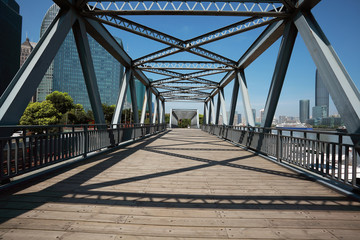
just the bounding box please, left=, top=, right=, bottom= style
left=1, top=129, right=360, bottom=239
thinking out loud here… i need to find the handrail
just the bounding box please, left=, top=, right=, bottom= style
left=0, top=123, right=167, bottom=184
left=202, top=124, right=360, bottom=191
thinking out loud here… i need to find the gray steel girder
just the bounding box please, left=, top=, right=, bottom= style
left=261, top=21, right=297, bottom=128
left=112, top=68, right=132, bottom=124
left=73, top=18, right=106, bottom=125
left=294, top=11, right=360, bottom=135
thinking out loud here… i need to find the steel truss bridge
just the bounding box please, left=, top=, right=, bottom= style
left=0, top=0, right=359, bottom=145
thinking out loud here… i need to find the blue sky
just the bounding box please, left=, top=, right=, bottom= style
left=17, top=0, right=360, bottom=119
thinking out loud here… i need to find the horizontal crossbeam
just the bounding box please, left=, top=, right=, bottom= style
left=85, top=1, right=287, bottom=17
left=138, top=61, right=233, bottom=70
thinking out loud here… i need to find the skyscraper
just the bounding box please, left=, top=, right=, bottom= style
left=252, top=109, right=256, bottom=123
left=0, top=0, right=22, bottom=96
left=20, top=38, right=37, bottom=102
left=37, top=4, right=124, bottom=110
left=315, top=69, right=329, bottom=117
left=259, top=109, right=264, bottom=124
left=299, top=99, right=310, bottom=123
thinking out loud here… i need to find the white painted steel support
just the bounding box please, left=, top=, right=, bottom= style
left=294, top=11, right=360, bottom=135
left=261, top=21, right=298, bottom=128
left=219, top=88, right=228, bottom=125
left=237, top=70, right=255, bottom=126
left=73, top=19, right=106, bottom=125
left=112, top=68, right=132, bottom=124
left=169, top=108, right=173, bottom=128
left=0, top=10, right=76, bottom=129
left=159, top=100, right=164, bottom=124
left=203, top=102, right=209, bottom=125
left=129, top=76, right=139, bottom=124
left=209, top=97, right=215, bottom=124
left=197, top=109, right=200, bottom=128
left=152, top=97, right=159, bottom=124
left=229, top=74, right=240, bottom=126
left=147, top=86, right=153, bottom=124
left=140, top=89, right=148, bottom=124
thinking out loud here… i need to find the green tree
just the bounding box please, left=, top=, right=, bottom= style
left=20, top=101, right=61, bottom=126
left=165, top=113, right=170, bottom=124
left=46, top=91, right=74, bottom=114
left=102, top=103, right=116, bottom=124
left=67, top=104, right=91, bottom=124
left=199, top=114, right=204, bottom=125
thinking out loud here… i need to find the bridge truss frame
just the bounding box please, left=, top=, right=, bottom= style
left=0, top=0, right=359, bottom=146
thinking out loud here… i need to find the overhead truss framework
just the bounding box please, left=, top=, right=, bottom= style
left=1, top=0, right=360, bottom=144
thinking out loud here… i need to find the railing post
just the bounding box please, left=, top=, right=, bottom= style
left=276, top=129, right=281, bottom=162
left=84, top=125, right=88, bottom=157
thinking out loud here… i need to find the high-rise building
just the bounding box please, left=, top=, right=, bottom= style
left=299, top=99, right=310, bottom=123
left=37, top=4, right=125, bottom=110
left=20, top=38, right=36, bottom=67
left=237, top=114, right=242, bottom=124
left=312, top=105, right=328, bottom=120
left=20, top=37, right=37, bottom=102
left=315, top=69, right=329, bottom=117
left=0, top=0, right=22, bottom=96
left=259, top=109, right=264, bottom=124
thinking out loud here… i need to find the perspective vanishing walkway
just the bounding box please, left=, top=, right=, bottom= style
left=0, top=129, right=360, bottom=239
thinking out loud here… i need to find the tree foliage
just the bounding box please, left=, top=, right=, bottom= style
left=20, top=101, right=61, bottom=126
left=46, top=91, right=74, bottom=114
left=102, top=103, right=116, bottom=124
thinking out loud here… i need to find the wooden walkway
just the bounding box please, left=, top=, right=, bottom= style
left=0, top=129, right=360, bottom=239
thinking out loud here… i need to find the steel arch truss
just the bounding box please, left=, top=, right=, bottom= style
left=1, top=0, right=359, bottom=147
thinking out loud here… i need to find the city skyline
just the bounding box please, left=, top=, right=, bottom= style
left=16, top=0, right=360, bottom=119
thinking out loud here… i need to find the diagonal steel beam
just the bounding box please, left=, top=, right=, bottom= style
left=73, top=18, right=106, bottom=125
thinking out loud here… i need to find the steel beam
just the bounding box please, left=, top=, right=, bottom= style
left=237, top=70, right=255, bottom=126
left=146, top=86, right=153, bottom=124
left=153, top=96, right=159, bottom=124
left=229, top=74, right=240, bottom=126
left=209, top=97, right=215, bottom=124
left=294, top=11, right=360, bottom=135
left=112, top=68, right=132, bottom=124
left=206, top=20, right=285, bottom=101
left=83, top=17, right=131, bottom=68
left=140, top=89, right=148, bottom=124
left=0, top=9, right=76, bottom=129
left=261, top=21, right=297, bottom=128
left=215, top=91, right=221, bottom=125
left=129, top=76, right=139, bottom=123
left=85, top=1, right=287, bottom=17
left=219, top=88, right=228, bottom=125
left=73, top=19, right=106, bottom=125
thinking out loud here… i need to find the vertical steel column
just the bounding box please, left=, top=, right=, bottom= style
left=169, top=108, right=173, bottom=128
left=229, top=75, right=240, bottom=126
left=197, top=109, right=200, bottom=128
left=73, top=19, right=106, bottom=125
left=238, top=70, right=255, bottom=126
left=209, top=97, right=215, bottom=124
left=294, top=11, right=360, bottom=136
left=219, top=88, right=228, bottom=125
left=0, top=10, right=76, bottom=132
left=112, top=68, right=132, bottom=124
left=261, top=21, right=298, bottom=128
left=215, top=91, right=221, bottom=125
left=152, top=96, right=159, bottom=124
left=140, top=90, right=148, bottom=124
left=159, top=100, right=164, bottom=124
left=129, top=76, right=139, bottom=124
left=203, top=102, right=208, bottom=125
left=162, top=101, right=165, bottom=124
left=147, top=87, right=153, bottom=124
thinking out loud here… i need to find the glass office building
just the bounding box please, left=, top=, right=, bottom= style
left=0, top=0, right=22, bottom=96
left=37, top=4, right=124, bottom=110
left=299, top=99, right=310, bottom=123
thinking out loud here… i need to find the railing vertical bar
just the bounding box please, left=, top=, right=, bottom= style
left=326, top=143, right=330, bottom=176
left=331, top=143, right=336, bottom=178
left=352, top=150, right=357, bottom=187
left=6, top=140, right=11, bottom=176
left=15, top=138, right=19, bottom=174
left=338, top=135, right=343, bottom=181
left=344, top=146, right=349, bottom=183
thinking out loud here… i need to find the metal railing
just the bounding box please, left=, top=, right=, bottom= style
left=0, top=123, right=166, bottom=183
left=202, top=124, right=360, bottom=190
